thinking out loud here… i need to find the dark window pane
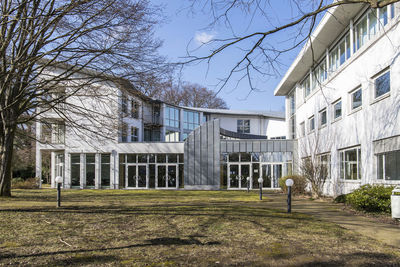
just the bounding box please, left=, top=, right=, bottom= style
left=375, top=71, right=390, bottom=98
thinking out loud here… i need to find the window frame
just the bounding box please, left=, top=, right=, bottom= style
left=130, top=126, right=138, bottom=142
left=332, top=99, right=342, bottom=122
left=339, top=146, right=362, bottom=180
left=319, top=108, right=327, bottom=128
left=237, top=119, right=251, bottom=134
left=308, top=115, right=315, bottom=133
left=373, top=69, right=390, bottom=99
left=350, top=87, right=362, bottom=111
left=377, top=150, right=400, bottom=181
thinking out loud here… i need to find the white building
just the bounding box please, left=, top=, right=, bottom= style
left=35, top=72, right=288, bottom=190
left=275, top=3, right=400, bottom=195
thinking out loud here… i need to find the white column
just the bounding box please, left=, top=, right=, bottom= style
left=51, top=152, right=56, bottom=188
left=95, top=153, right=101, bottom=189
left=111, top=150, right=119, bottom=189
left=35, top=149, right=42, bottom=188
left=64, top=152, right=71, bottom=189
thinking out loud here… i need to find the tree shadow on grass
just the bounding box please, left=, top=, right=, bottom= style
left=0, top=237, right=221, bottom=260
left=49, top=255, right=119, bottom=266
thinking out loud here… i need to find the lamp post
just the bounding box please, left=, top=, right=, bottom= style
left=286, top=178, right=294, bottom=213
left=55, top=176, right=63, bottom=208
left=246, top=177, right=250, bottom=193
left=258, top=178, right=263, bottom=200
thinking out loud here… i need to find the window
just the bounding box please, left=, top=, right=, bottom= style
left=183, top=110, right=200, bottom=130
left=165, top=106, right=180, bottom=128
left=120, top=122, right=128, bottom=142
left=237, top=120, right=250, bottom=134
left=101, top=154, right=110, bottom=187
left=333, top=100, right=342, bottom=120
left=377, top=150, right=400, bottom=180
left=182, top=132, right=188, bottom=140
left=165, top=130, right=180, bottom=142
left=130, top=127, right=138, bottom=142
left=302, top=76, right=311, bottom=97
left=300, top=122, right=305, bottom=137
left=288, top=89, right=296, bottom=139
left=144, top=128, right=160, bottom=141
left=319, top=109, right=327, bottom=127
left=380, top=6, right=388, bottom=26
left=391, top=4, right=395, bottom=19
left=131, top=100, right=139, bottom=119
left=340, top=147, right=361, bottom=180
left=374, top=70, right=390, bottom=98
left=288, top=90, right=296, bottom=116
left=71, top=154, right=80, bottom=187
left=318, top=153, right=331, bottom=179
left=308, top=116, right=315, bottom=132
left=355, top=14, right=368, bottom=52
left=86, top=154, right=96, bottom=187
left=121, top=94, right=128, bottom=116
left=351, top=88, right=362, bottom=110
left=41, top=121, right=65, bottom=144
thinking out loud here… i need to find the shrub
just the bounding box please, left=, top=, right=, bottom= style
left=346, top=184, right=394, bottom=213
left=11, top=177, right=39, bottom=189
left=279, top=175, right=307, bottom=196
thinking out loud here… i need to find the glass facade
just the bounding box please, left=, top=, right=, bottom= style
left=183, top=110, right=200, bottom=130
left=165, top=106, right=180, bottom=128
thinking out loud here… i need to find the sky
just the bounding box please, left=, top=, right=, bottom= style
left=151, top=1, right=316, bottom=112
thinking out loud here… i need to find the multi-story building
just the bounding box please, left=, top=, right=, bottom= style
left=275, top=3, right=400, bottom=195
left=35, top=73, right=291, bottom=190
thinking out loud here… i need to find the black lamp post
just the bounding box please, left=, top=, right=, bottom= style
left=286, top=178, right=294, bottom=213
left=55, top=176, right=63, bottom=208
left=258, top=178, right=263, bottom=200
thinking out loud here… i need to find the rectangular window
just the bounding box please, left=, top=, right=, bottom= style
left=355, top=15, right=367, bottom=52
left=120, top=122, right=128, bottom=142
left=121, top=94, right=128, bottom=116
left=377, top=150, right=400, bottom=180
left=345, top=34, right=351, bottom=60
left=41, top=121, right=65, bottom=144
left=101, top=154, right=110, bottom=187
left=309, top=116, right=315, bottom=132
left=329, top=47, right=339, bottom=73
left=71, top=154, right=80, bottom=187
left=165, top=106, right=180, bottom=128
left=300, top=122, right=305, bottom=137
left=340, top=147, right=361, bottom=180
left=374, top=70, right=390, bottom=98
left=319, top=109, right=327, bottom=127
left=302, top=76, right=311, bottom=97
left=380, top=6, right=388, bottom=26
left=289, top=90, right=296, bottom=116
left=183, top=110, right=200, bottom=130
left=369, top=10, right=377, bottom=38
left=237, top=120, right=250, bottom=134
left=86, top=154, right=96, bottom=187
left=130, top=127, right=138, bottom=142
left=351, top=88, right=362, bottom=110
left=333, top=99, right=342, bottom=120
left=131, top=101, right=139, bottom=119
left=165, top=130, right=180, bottom=142
left=318, top=153, right=331, bottom=179
left=391, top=4, right=395, bottom=19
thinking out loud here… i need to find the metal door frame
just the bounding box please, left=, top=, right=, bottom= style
left=260, top=163, right=283, bottom=189
left=125, top=164, right=148, bottom=189
left=227, top=163, right=251, bottom=190
left=155, top=164, right=179, bottom=189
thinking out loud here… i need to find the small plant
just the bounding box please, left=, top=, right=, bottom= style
left=11, top=177, right=39, bottom=189
left=279, top=175, right=307, bottom=196
left=346, top=184, right=394, bottom=213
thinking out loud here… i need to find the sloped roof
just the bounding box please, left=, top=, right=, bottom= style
left=183, top=106, right=285, bottom=119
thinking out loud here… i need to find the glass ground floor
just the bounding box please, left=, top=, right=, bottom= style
left=48, top=151, right=292, bottom=190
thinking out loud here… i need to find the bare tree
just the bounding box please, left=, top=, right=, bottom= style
left=0, top=0, right=168, bottom=196
left=185, top=0, right=399, bottom=92
left=162, top=82, right=228, bottom=109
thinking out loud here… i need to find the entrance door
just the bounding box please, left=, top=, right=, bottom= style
left=240, top=164, right=250, bottom=189
left=157, top=164, right=178, bottom=188
left=261, top=164, right=282, bottom=188
left=126, top=165, right=148, bottom=188
left=229, top=164, right=239, bottom=188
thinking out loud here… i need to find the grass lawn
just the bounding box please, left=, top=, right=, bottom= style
left=1, top=189, right=400, bottom=266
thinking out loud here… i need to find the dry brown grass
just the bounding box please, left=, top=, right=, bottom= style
left=1, top=189, right=399, bottom=266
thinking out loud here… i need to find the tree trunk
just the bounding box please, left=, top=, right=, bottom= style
left=0, top=128, right=16, bottom=197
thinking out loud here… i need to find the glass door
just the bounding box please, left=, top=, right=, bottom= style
left=167, top=165, right=177, bottom=188
left=137, top=165, right=147, bottom=188
left=261, top=164, right=272, bottom=188
left=228, top=164, right=239, bottom=189
left=157, top=165, right=167, bottom=188
left=272, top=164, right=282, bottom=188
left=127, top=165, right=136, bottom=188
left=240, top=164, right=250, bottom=189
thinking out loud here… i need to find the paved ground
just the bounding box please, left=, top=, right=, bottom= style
left=264, top=192, right=400, bottom=248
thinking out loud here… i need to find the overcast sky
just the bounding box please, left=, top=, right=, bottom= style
left=152, top=1, right=315, bottom=112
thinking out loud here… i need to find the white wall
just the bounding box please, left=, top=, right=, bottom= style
left=291, top=12, right=400, bottom=196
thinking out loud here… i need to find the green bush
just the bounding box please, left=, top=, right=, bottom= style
left=346, top=184, right=394, bottom=213
left=11, top=177, right=39, bottom=189
left=279, top=175, right=307, bottom=196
